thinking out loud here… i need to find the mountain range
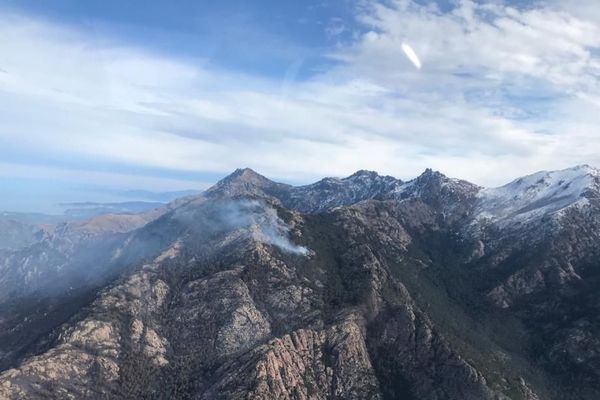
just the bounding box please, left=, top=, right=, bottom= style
left=0, top=165, right=599, bottom=399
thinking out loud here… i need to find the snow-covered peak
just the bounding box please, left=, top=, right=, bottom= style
left=281, top=171, right=401, bottom=213
left=476, top=165, right=600, bottom=224
left=393, top=169, right=480, bottom=199
left=344, top=169, right=382, bottom=180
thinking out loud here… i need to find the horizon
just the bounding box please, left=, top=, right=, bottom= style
left=4, top=163, right=598, bottom=215
left=2, top=0, right=600, bottom=212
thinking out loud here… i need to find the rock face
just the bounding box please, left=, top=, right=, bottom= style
left=1, top=166, right=600, bottom=399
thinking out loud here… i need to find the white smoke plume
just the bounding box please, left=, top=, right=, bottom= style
left=175, top=199, right=310, bottom=256
left=229, top=200, right=309, bottom=256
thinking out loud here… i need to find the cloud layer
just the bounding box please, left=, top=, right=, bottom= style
left=1, top=0, right=600, bottom=196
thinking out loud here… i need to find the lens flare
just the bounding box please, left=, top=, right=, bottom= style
left=401, top=42, right=422, bottom=69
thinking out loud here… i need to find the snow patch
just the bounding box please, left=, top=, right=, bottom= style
left=475, top=165, right=599, bottom=224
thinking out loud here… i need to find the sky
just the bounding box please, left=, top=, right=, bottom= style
left=1, top=0, right=600, bottom=213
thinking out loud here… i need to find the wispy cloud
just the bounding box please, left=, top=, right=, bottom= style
left=1, top=1, right=600, bottom=196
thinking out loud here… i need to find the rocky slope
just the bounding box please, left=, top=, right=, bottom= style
left=0, top=166, right=599, bottom=399
left=0, top=218, right=43, bottom=252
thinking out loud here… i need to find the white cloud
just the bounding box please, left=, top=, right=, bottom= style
left=345, top=0, right=600, bottom=88
left=1, top=2, right=600, bottom=191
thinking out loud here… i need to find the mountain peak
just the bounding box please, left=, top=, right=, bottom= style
left=495, top=165, right=599, bottom=192
left=215, top=168, right=277, bottom=187
left=228, top=167, right=267, bottom=181
left=568, top=164, right=599, bottom=176
left=407, top=168, right=479, bottom=192
left=345, top=169, right=379, bottom=179
left=476, top=165, right=600, bottom=224
left=204, top=168, right=283, bottom=199
left=416, top=168, right=446, bottom=180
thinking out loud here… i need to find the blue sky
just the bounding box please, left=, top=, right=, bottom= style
left=0, top=0, right=356, bottom=212
left=1, top=0, right=600, bottom=213
left=4, top=0, right=353, bottom=75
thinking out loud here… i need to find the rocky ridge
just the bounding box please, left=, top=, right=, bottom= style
left=0, top=166, right=599, bottom=399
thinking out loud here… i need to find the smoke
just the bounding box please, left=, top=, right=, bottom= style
left=220, top=199, right=310, bottom=256
left=254, top=209, right=309, bottom=255
left=173, top=198, right=310, bottom=256
left=257, top=225, right=309, bottom=255
left=0, top=196, right=309, bottom=369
